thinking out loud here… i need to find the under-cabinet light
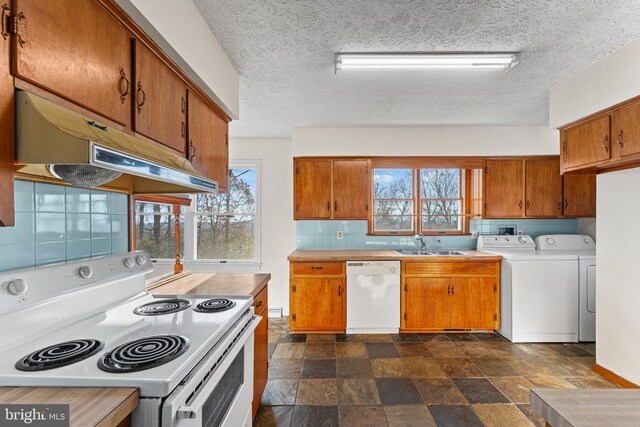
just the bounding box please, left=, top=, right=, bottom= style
left=334, top=52, right=520, bottom=72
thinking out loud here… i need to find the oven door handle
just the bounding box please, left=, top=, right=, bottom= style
left=176, top=315, right=261, bottom=420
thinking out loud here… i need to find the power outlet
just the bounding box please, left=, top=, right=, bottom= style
left=471, top=231, right=480, bottom=240
left=336, top=231, right=344, bottom=240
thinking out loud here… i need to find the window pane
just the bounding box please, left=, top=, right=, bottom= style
left=374, top=200, right=414, bottom=216
left=136, top=202, right=171, bottom=214
left=196, top=214, right=255, bottom=259
left=421, top=215, right=462, bottom=231
left=197, top=168, right=256, bottom=214
left=374, top=216, right=414, bottom=232
left=136, top=213, right=184, bottom=259
left=374, top=169, right=413, bottom=199
left=421, top=169, right=460, bottom=199
left=421, top=200, right=461, bottom=216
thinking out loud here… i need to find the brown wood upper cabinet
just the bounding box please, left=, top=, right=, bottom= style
left=187, top=91, right=229, bottom=191
left=294, top=158, right=370, bottom=220
left=0, top=0, right=14, bottom=227
left=561, top=115, right=611, bottom=172
left=133, top=40, right=187, bottom=154
left=11, top=0, right=133, bottom=127
left=525, top=158, right=563, bottom=217
left=483, top=159, right=524, bottom=218
left=563, top=174, right=596, bottom=217
left=613, top=100, right=640, bottom=159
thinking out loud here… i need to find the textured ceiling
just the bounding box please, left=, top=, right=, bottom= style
left=193, top=0, right=640, bottom=138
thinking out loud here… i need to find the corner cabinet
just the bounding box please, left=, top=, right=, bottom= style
left=133, top=40, right=187, bottom=154
left=294, top=158, right=370, bottom=220
left=402, top=261, right=500, bottom=331
left=289, top=262, right=346, bottom=333
left=11, top=0, right=133, bottom=127
left=187, top=91, right=229, bottom=191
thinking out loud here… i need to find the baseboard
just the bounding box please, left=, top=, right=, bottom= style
left=267, top=307, right=283, bottom=318
left=593, top=363, right=639, bottom=388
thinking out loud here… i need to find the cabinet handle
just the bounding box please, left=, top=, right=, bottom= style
left=618, top=129, right=624, bottom=149
left=181, top=96, right=186, bottom=114
left=189, top=140, right=196, bottom=162
left=136, top=82, right=146, bottom=113
left=558, top=201, right=562, bottom=211
left=118, top=69, right=130, bottom=104
left=256, top=300, right=263, bottom=308
left=327, top=201, right=330, bottom=211
left=181, top=121, right=185, bottom=139
left=338, top=285, right=342, bottom=296
left=519, top=200, right=523, bottom=210
left=447, top=285, right=451, bottom=295
left=525, top=200, right=531, bottom=210
left=334, top=201, right=338, bottom=211
left=602, top=135, right=609, bottom=153
left=1, top=4, right=9, bottom=41
left=311, top=266, right=323, bottom=270
left=451, top=285, right=455, bottom=295
left=564, top=199, right=568, bottom=209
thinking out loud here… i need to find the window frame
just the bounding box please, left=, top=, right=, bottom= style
left=187, top=160, right=262, bottom=266
left=369, top=166, right=470, bottom=236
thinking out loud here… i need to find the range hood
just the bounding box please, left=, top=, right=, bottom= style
left=14, top=91, right=218, bottom=193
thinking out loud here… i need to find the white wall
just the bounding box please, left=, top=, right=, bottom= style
left=550, top=38, right=640, bottom=128
left=596, top=170, right=640, bottom=383
left=115, top=0, right=240, bottom=118
left=293, top=127, right=559, bottom=157
left=230, top=139, right=295, bottom=315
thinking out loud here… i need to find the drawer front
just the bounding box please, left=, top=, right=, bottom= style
left=253, top=287, right=268, bottom=315
left=291, top=262, right=344, bottom=275
left=405, top=262, right=497, bottom=276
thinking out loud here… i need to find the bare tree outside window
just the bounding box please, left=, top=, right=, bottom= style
left=373, top=169, right=415, bottom=232
left=135, top=203, right=185, bottom=259
left=195, top=168, right=257, bottom=260
left=421, top=169, right=462, bottom=231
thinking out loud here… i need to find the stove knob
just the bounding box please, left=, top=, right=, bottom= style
left=7, top=279, right=28, bottom=296
left=546, top=237, right=556, bottom=246
left=389, top=266, right=397, bottom=273
left=135, top=255, right=147, bottom=266
left=123, top=257, right=135, bottom=269
left=78, top=266, right=93, bottom=279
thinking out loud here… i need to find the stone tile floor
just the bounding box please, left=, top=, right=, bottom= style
left=254, top=318, right=614, bottom=427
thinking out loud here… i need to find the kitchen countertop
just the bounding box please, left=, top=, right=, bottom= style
left=288, top=249, right=502, bottom=262
left=0, top=387, right=138, bottom=427
left=150, top=272, right=271, bottom=298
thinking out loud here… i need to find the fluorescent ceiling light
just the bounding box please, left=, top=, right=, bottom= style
left=334, top=52, right=520, bottom=72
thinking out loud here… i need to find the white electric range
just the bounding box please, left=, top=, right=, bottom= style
left=0, top=251, right=258, bottom=427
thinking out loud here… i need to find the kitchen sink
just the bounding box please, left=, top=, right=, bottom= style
left=394, top=250, right=467, bottom=256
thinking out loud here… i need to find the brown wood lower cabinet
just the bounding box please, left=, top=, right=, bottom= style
left=402, top=261, right=500, bottom=331
left=289, top=262, right=346, bottom=333
left=252, top=285, right=268, bottom=417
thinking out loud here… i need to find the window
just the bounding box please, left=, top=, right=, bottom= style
left=194, top=163, right=260, bottom=263
left=372, top=167, right=466, bottom=235
left=135, top=202, right=185, bottom=259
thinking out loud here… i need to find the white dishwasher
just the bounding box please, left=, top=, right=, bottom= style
left=346, top=261, right=401, bottom=334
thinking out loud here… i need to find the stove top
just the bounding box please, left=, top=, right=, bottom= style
left=0, top=252, right=254, bottom=397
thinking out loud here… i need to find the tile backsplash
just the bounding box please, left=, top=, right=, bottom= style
left=296, top=219, right=579, bottom=250
left=0, top=181, right=129, bottom=272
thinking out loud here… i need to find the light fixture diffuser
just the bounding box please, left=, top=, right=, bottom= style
left=334, top=52, right=520, bottom=72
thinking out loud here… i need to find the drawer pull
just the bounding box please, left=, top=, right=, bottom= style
left=311, top=266, right=323, bottom=270
left=255, top=300, right=263, bottom=308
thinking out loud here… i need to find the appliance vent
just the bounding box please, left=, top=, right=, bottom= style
left=49, top=164, right=122, bottom=187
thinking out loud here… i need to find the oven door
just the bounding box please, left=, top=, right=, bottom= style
left=161, top=312, right=260, bottom=427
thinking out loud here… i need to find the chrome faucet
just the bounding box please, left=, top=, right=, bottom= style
left=435, top=237, right=442, bottom=252
left=414, top=234, right=427, bottom=252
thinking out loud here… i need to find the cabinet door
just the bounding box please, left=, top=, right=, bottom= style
left=252, top=311, right=268, bottom=416
left=484, top=160, right=524, bottom=218
left=404, top=278, right=450, bottom=330
left=450, top=277, right=497, bottom=330
left=613, top=102, right=640, bottom=159
left=563, top=115, right=611, bottom=169
left=563, top=174, right=596, bottom=217
left=290, top=278, right=344, bottom=331
left=294, top=160, right=332, bottom=219
left=134, top=40, right=187, bottom=154
left=187, top=92, right=229, bottom=190
left=13, top=0, right=132, bottom=127
left=525, top=159, right=562, bottom=217
left=333, top=160, right=369, bottom=219
left=0, top=0, right=13, bottom=227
